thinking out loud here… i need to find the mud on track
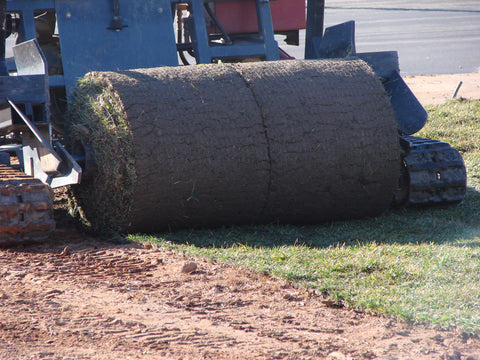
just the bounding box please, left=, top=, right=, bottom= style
left=1, top=227, right=480, bottom=360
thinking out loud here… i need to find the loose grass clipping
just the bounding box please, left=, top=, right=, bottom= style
left=67, top=60, right=399, bottom=235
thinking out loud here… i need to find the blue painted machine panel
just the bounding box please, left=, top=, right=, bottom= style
left=55, top=0, right=178, bottom=95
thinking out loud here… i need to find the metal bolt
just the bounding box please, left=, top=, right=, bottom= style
left=65, top=11, right=71, bottom=19
left=158, top=7, right=163, bottom=14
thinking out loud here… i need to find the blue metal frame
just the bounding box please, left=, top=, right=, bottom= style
left=172, top=0, right=279, bottom=64
left=7, top=0, right=280, bottom=97
left=55, top=0, right=179, bottom=97
left=304, top=0, right=324, bottom=59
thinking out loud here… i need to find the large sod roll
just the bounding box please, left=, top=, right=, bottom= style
left=68, top=59, right=400, bottom=234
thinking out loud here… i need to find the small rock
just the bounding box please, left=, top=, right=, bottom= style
left=59, top=246, right=70, bottom=256
left=54, top=319, right=66, bottom=326
left=181, top=262, right=197, bottom=274
left=361, top=351, right=376, bottom=359
left=152, top=258, right=163, bottom=265
left=322, top=300, right=345, bottom=308
left=444, top=350, right=462, bottom=360
left=326, top=352, right=346, bottom=360
left=431, top=334, right=445, bottom=344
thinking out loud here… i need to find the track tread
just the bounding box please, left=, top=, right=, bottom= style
left=0, top=164, right=55, bottom=245
left=400, top=136, right=467, bottom=205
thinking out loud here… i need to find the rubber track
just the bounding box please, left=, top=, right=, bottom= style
left=0, top=164, right=55, bottom=245
left=400, top=136, right=467, bottom=205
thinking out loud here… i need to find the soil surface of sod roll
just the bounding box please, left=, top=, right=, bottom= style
left=68, top=59, right=400, bottom=234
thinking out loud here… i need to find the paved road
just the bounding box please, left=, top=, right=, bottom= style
left=280, top=0, right=480, bottom=75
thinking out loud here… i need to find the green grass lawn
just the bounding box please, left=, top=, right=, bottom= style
left=129, top=99, right=480, bottom=334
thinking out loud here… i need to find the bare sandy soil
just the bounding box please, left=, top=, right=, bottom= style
left=1, top=231, right=480, bottom=360
left=404, top=73, right=480, bottom=105
left=1, top=74, right=480, bottom=359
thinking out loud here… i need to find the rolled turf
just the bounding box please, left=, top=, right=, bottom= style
left=67, top=59, right=399, bottom=234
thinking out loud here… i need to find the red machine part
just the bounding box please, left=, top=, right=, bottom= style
left=214, top=0, right=305, bottom=34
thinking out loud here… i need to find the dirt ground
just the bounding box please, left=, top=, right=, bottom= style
left=404, top=73, right=480, bottom=105
left=1, top=73, right=480, bottom=360
left=2, top=232, right=480, bottom=360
